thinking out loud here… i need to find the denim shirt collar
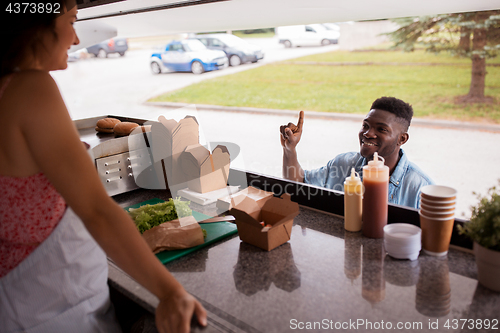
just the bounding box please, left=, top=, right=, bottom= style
left=355, top=149, right=407, bottom=187
left=389, top=149, right=407, bottom=187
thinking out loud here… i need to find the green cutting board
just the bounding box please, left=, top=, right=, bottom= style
left=125, top=198, right=238, bottom=264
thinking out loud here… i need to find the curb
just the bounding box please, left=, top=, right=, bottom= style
left=145, top=101, right=500, bottom=133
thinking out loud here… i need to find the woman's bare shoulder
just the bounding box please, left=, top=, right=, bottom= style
left=1, top=70, right=68, bottom=130
left=7, top=70, right=62, bottom=110
left=10, top=70, right=57, bottom=89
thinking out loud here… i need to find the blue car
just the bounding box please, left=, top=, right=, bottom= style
left=150, top=39, right=228, bottom=75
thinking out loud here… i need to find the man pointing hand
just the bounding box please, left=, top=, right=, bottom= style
left=279, top=97, right=434, bottom=209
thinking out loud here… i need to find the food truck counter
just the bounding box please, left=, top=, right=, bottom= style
left=77, top=117, right=499, bottom=332
left=108, top=171, right=500, bottom=333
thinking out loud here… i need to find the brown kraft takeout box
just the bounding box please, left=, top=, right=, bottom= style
left=216, top=186, right=274, bottom=211
left=150, top=115, right=200, bottom=192
left=180, top=144, right=230, bottom=193
left=230, top=193, right=299, bottom=251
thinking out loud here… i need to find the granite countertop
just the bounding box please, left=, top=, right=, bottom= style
left=110, top=189, right=500, bottom=333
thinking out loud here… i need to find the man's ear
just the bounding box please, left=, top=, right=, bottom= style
left=398, top=132, right=409, bottom=146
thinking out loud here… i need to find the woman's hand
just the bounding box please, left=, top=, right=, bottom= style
left=155, top=289, right=207, bottom=333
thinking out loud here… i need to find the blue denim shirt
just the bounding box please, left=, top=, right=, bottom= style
left=303, top=149, right=434, bottom=209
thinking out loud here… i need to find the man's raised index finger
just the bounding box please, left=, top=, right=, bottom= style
left=297, top=111, right=304, bottom=130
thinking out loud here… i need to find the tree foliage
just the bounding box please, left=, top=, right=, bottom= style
left=388, top=11, right=500, bottom=59
left=388, top=11, right=500, bottom=101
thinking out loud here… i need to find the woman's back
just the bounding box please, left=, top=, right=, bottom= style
left=0, top=71, right=52, bottom=178
left=0, top=72, right=67, bottom=278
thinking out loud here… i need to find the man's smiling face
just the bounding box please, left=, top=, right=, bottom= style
left=358, top=109, right=407, bottom=162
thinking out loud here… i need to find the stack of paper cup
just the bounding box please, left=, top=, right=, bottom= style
left=419, top=185, right=457, bottom=257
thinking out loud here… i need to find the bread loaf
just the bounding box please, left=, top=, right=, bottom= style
left=95, top=117, right=121, bottom=133
left=114, top=122, right=139, bottom=136
left=94, top=126, right=114, bottom=133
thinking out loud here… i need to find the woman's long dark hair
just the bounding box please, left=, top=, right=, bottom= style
left=0, top=1, right=76, bottom=77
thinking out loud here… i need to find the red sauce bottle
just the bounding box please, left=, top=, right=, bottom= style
left=362, top=152, right=389, bottom=238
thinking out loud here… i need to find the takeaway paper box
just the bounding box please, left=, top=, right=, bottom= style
left=217, top=186, right=274, bottom=211
left=181, top=144, right=230, bottom=193
left=229, top=194, right=299, bottom=251
left=151, top=115, right=199, bottom=192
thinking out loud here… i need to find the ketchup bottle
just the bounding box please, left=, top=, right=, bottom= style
left=362, top=152, right=389, bottom=238
left=344, top=168, right=363, bottom=232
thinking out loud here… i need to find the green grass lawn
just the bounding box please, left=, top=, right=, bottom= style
left=291, top=49, right=500, bottom=65
left=233, top=31, right=275, bottom=39
left=150, top=50, right=500, bottom=123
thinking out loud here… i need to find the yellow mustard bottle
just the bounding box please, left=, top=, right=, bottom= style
left=344, top=168, right=363, bottom=232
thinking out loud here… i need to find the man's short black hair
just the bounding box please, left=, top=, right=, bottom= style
left=370, top=97, right=413, bottom=131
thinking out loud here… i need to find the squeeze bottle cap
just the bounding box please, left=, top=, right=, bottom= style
left=344, top=167, right=361, bottom=185
left=367, top=152, right=385, bottom=168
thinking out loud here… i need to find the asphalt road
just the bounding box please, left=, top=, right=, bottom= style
left=52, top=38, right=500, bottom=219
left=53, top=38, right=339, bottom=120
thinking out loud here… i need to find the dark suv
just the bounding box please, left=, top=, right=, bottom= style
left=195, top=34, right=264, bottom=67
left=87, top=38, right=128, bottom=58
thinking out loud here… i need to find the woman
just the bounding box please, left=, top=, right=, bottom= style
left=0, top=1, right=207, bottom=332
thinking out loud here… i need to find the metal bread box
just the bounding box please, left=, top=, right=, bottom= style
left=75, top=116, right=161, bottom=196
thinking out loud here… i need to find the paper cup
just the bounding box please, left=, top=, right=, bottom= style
left=419, top=209, right=455, bottom=219
left=420, top=202, right=456, bottom=213
left=420, top=185, right=457, bottom=202
left=420, top=197, right=456, bottom=207
left=419, top=212, right=455, bottom=256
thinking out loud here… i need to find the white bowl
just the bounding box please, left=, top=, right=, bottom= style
left=384, top=223, right=421, bottom=241
left=384, top=241, right=420, bottom=253
left=386, top=250, right=420, bottom=261
left=384, top=242, right=421, bottom=259
left=384, top=223, right=422, bottom=261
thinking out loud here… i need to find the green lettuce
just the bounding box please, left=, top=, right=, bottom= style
left=128, top=198, right=192, bottom=234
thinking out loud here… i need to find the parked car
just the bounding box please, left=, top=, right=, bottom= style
left=150, top=39, right=228, bottom=74
left=276, top=24, right=339, bottom=48
left=321, top=23, right=341, bottom=32
left=67, top=48, right=89, bottom=62
left=195, top=34, right=264, bottom=66
left=87, top=38, right=128, bottom=58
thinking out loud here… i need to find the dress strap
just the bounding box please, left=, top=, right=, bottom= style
left=0, top=73, right=15, bottom=100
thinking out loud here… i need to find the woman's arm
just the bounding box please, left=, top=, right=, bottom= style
left=17, top=71, right=206, bottom=333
